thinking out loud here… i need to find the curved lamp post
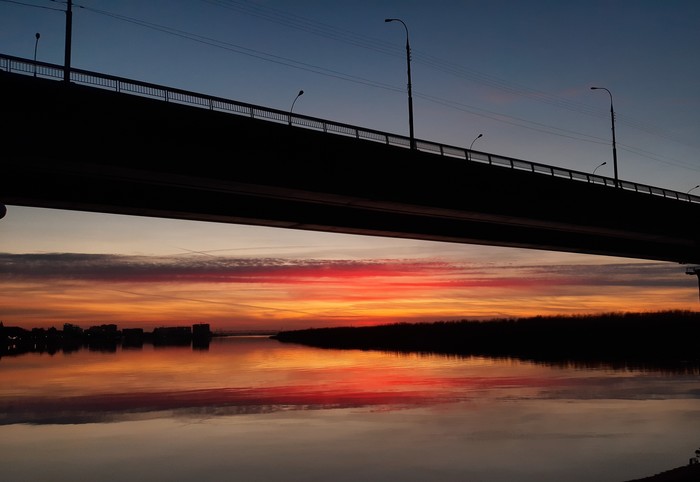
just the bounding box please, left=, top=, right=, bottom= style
left=385, top=18, right=415, bottom=150
left=591, top=86, right=618, bottom=187
left=468, top=133, right=482, bottom=160
left=593, top=161, right=606, bottom=176
left=33, top=32, right=40, bottom=77
left=289, top=89, right=304, bottom=126
left=687, top=185, right=699, bottom=195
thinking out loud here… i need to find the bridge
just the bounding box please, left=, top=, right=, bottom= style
left=2, top=54, right=700, bottom=264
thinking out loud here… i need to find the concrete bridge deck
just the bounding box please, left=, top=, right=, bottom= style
left=2, top=55, right=699, bottom=264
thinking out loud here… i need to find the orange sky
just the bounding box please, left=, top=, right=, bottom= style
left=1, top=206, right=697, bottom=331
left=2, top=1, right=699, bottom=333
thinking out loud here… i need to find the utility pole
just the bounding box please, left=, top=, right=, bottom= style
left=64, top=0, right=72, bottom=82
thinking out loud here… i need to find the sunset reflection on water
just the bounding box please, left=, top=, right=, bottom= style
left=0, top=336, right=609, bottom=417
left=1, top=336, right=699, bottom=482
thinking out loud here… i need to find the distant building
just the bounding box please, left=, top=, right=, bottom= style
left=192, top=324, right=211, bottom=339
left=122, top=328, right=144, bottom=348
left=63, top=323, right=84, bottom=338
left=86, top=324, right=118, bottom=337
left=122, top=328, right=143, bottom=336
left=152, top=326, right=191, bottom=347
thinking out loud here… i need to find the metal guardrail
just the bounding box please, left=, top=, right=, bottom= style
left=2, top=53, right=698, bottom=204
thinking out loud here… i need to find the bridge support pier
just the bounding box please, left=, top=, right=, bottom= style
left=686, top=266, right=700, bottom=301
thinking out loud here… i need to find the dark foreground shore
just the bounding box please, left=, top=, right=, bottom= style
left=624, top=463, right=700, bottom=481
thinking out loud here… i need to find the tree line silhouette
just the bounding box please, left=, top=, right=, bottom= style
left=272, top=310, right=700, bottom=373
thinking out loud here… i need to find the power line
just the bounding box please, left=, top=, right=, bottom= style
left=198, top=0, right=696, bottom=150
left=82, top=4, right=700, bottom=172
left=0, top=0, right=63, bottom=11
left=199, top=0, right=400, bottom=58
left=80, top=6, right=614, bottom=149
left=19, top=1, right=699, bottom=172
left=414, top=92, right=612, bottom=147
left=80, top=6, right=405, bottom=94
left=5, top=0, right=693, bottom=151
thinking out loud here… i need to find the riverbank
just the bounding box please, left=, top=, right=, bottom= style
left=272, top=310, right=700, bottom=372
left=625, top=463, right=700, bottom=481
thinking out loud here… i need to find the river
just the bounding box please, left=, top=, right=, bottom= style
left=1, top=336, right=699, bottom=481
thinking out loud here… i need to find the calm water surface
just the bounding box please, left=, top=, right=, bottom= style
left=1, top=336, right=699, bottom=482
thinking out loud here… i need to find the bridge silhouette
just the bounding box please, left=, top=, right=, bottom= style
left=2, top=53, right=700, bottom=265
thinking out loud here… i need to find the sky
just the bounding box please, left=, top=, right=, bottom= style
left=1, top=0, right=700, bottom=331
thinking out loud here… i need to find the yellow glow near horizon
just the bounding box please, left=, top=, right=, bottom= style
left=1, top=207, right=698, bottom=330
left=1, top=270, right=696, bottom=331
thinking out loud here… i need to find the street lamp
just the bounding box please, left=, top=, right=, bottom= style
left=468, top=133, right=482, bottom=160
left=33, top=32, right=40, bottom=77
left=289, top=89, right=304, bottom=126
left=593, top=161, right=606, bottom=176
left=385, top=18, right=415, bottom=150
left=591, top=86, right=618, bottom=187
left=687, top=185, right=699, bottom=195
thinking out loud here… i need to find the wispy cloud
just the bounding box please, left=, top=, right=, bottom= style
left=0, top=252, right=695, bottom=329
left=0, top=252, right=686, bottom=288
left=0, top=253, right=453, bottom=283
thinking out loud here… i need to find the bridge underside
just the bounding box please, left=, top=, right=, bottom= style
left=2, top=72, right=700, bottom=264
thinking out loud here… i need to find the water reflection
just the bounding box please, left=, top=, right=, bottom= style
left=1, top=337, right=699, bottom=481
left=2, top=337, right=699, bottom=425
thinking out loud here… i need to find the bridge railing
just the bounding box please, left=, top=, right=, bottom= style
left=2, top=53, right=698, bottom=205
